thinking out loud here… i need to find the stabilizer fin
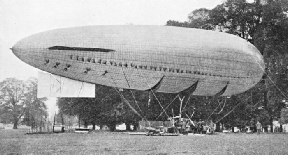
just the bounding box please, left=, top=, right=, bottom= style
left=215, top=81, right=229, bottom=97
left=180, top=80, right=199, bottom=96
left=146, top=75, right=165, bottom=92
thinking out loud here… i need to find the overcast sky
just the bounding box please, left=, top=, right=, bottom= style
left=0, top=0, right=224, bottom=117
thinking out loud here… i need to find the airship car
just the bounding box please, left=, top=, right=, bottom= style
left=12, top=25, right=264, bottom=96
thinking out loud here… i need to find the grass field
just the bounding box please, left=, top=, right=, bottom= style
left=1, top=129, right=288, bottom=155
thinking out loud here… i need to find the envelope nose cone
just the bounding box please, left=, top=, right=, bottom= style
left=11, top=42, right=26, bottom=61
left=11, top=35, right=42, bottom=65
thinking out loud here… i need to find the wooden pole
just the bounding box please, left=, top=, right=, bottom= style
left=179, top=96, right=185, bottom=118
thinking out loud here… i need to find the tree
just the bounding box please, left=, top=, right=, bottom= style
left=188, top=8, right=214, bottom=30
left=0, top=78, right=48, bottom=129
left=0, top=78, right=27, bottom=129
left=166, top=20, right=189, bottom=27
left=22, top=78, right=48, bottom=130
left=279, top=108, right=288, bottom=125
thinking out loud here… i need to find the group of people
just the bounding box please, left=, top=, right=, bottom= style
left=171, top=117, right=215, bottom=134
left=172, top=118, right=263, bottom=135
left=189, top=120, right=215, bottom=134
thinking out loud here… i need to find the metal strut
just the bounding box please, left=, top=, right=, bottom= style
left=178, top=80, right=199, bottom=116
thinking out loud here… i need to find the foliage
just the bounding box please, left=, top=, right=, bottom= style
left=0, top=77, right=47, bottom=129
left=57, top=85, right=134, bottom=130
left=0, top=78, right=26, bottom=129
left=22, top=78, right=48, bottom=129
left=166, top=20, right=190, bottom=28
left=279, top=108, right=288, bottom=124
left=188, top=8, right=214, bottom=30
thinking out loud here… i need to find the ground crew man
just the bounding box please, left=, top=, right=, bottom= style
left=256, top=121, right=262, bottom=135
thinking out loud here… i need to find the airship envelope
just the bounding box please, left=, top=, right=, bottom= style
left=12, top=25, right=264, bottom=96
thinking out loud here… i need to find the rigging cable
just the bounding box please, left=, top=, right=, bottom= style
left=215, top=96, right=251, bottom=124
left=215, top=98, right=226, bottom=114
left=265, top=71, right=288, bottom=99
left=206, top=98, right=223, bottom=121
left=77, top=82, right=84, bottom=97
left=154, top=94, right=179, bottom=121
left=104, top=59, right=148, bottom=121
left=254, top=57, right=288, bottom=100
left=106, top=71, right=146, bottom=121
left=134, top=66, right=170, bottom=118
left=121, top=67, right=143, bottom=114
left=115, top=87, right=144, bottom=119
left=129, top=90, right=144, bottom=116
left=181, top=94, right=191, bottom=113
left=120, top=66, right=144, bottom=116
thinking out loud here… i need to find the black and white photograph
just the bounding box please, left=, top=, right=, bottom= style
left=1, top=0, right=288, bottom=154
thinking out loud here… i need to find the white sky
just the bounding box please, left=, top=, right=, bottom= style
left=0, top=0, right=224, bottom=116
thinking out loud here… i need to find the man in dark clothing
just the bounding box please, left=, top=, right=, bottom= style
left=256, top=121, right=262, bottom=135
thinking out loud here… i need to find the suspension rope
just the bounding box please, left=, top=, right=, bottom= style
left=121, top=67, right=131, bottom=88
left=120, top=67, right=144, bottom=116
left=151, top=90, right=170, bottom=118
left=215, top=101, right=241, bottom=124
left=206, top=98, right=223, bottom=121
left=190, top=110, right=195, bottom=118
left=185, top=113, right=195, bottom=126
left=107, top=74, right=146, bottom=120
left=106, top=64, right=143, bottom=117
left=255, top=57, right=288, bottom=100
left=131, top=67, right=174, bottom=128
left=134, top=67, right=170, bottom=118
left=181, top=96, right=209, bottom=116
left=252, top=101, right=262, bottom=108
left=114, top=87, right=144, bottom=119
left=215, top=96, right=251, bottom=124
left=148, top=91, right=152, bottom=106
left=215, top=98, right=226, bottom=114
left=77, top=82, right=84, bottom=97
left=49, top=74, right=58, bottom=96
left=181, top=95, right=190, bottom=113
left=129, top=90, right=144, bottom=116
left=183, top=85, right=198, bottom=109
left=265, top=71, right=288, bottom=99
left=154, top=94, right=179, bottom=121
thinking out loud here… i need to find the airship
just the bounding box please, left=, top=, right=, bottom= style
left=11, top=25, right=264, bottom=96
